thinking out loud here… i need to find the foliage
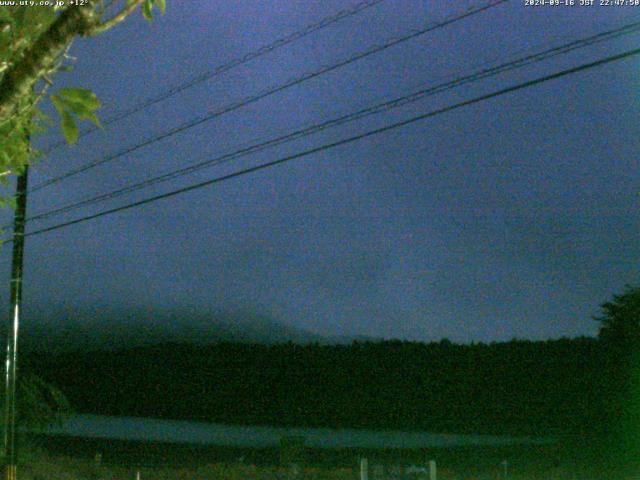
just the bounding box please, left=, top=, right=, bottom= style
left=50, top=88, right=101, bottom=144
left=0, top=371, right=72, bottom=431
left=595, top=284, right=640, bottom=347
left=141, top=0, right=166, bottom=21
left=593, top=285, right=640, bottom=463
left=16, top=373, right=71, bottom=429
left=0, top=1, right=166, bottom=176
left=0, top=5, right=57, bottom=176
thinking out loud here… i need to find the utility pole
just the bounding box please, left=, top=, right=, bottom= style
left=3, top=166, right=29, bottom=480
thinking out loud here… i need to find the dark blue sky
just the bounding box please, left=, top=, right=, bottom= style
left=1, top=0, right=638, bottom=343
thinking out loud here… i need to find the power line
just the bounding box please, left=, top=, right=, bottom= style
left=30, top=0, right=507, bottom=193
left=41, top=0, right=389, bottom=154
left=34, top=0, right=503, bottom=191
left=22, top=19, right=640, bottom=225
left=18, top=46, right=640, bottom=240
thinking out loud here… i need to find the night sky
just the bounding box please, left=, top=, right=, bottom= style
left=0, top=0, right=638, bottom=343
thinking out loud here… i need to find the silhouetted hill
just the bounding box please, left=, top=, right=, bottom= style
left=14, top=307, right=359, bottom=353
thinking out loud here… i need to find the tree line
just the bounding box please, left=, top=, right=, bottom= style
left=17, top=285, right=640, bottom=459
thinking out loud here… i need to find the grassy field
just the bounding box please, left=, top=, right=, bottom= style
left=14, top=434, right=640, bottom=480
left=18, top=453, right=358, bottom=480
left=12, top=446, right=640, bottom=480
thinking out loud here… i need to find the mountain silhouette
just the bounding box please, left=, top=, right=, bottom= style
left=11, top=306, right=360, bottom=353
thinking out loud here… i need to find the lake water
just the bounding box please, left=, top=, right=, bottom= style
left=36, top=414, right=552, bottom=449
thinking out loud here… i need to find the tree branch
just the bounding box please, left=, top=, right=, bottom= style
left=0, top=3, right=97, bottom=122
left=86, top=0, right=144, bottom=36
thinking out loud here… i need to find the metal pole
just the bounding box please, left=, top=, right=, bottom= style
left=360, top=457, right=368, bottom=480
left=3, top=166, right=29, bottom=480
left=429, top=459, right=437, bottom=480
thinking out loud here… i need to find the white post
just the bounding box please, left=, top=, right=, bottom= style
left=429, top=460, right=437, bottom=480
left=135, top=470, right=141, bottom=480
left=360, top=457, right=369, bottom=480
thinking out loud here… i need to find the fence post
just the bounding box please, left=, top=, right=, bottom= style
left=429, top=460, right=436, bottom=480
left=360, top=457, right=368, bottom=480
left=501, top=459, right=508, bottom=479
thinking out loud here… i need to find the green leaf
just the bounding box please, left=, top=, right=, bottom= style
left=76, top=109, right=101, bottom=128
left=142, top=0, right=154, bottom=21
left=51, top=89, right=102, bottom=140
left=50, top=94, right=65, bottom=117
left=57, top=87, right=100, bottom=110
left=61, top=99, right=93, bottom=118
left=155, top=0, right=166, bottom=15
left=60, top=110, right=78, bottom=145
left=62, top=103, right=102, bottom=129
